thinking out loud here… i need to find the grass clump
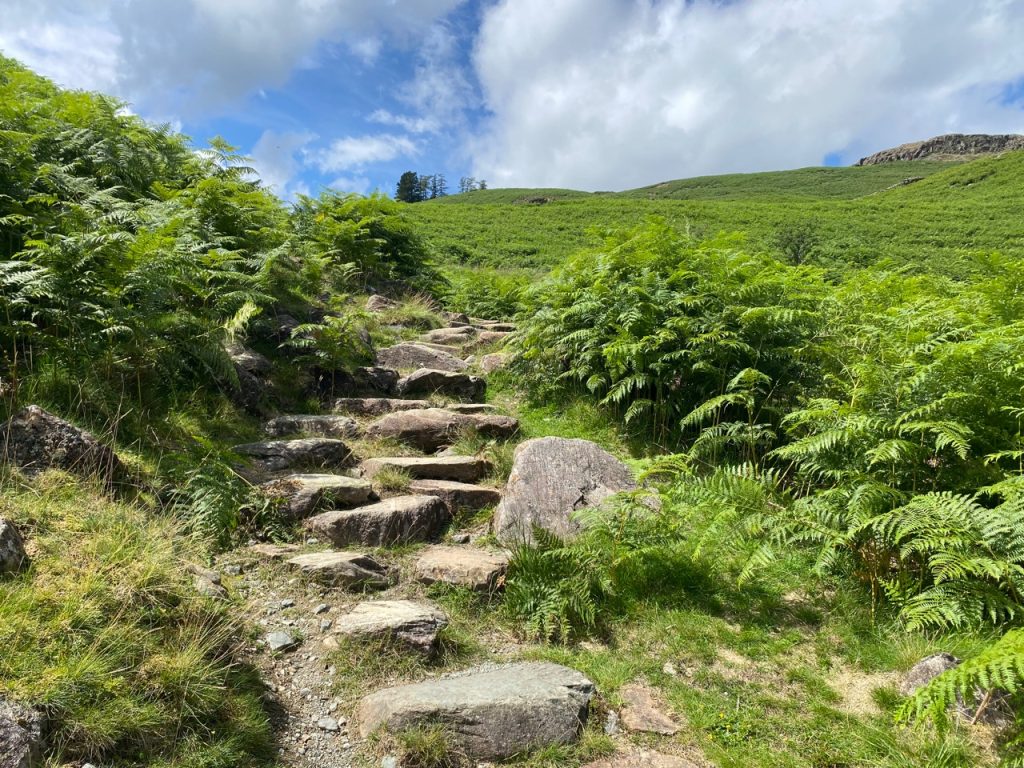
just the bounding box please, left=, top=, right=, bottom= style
left=376, top=294, right=445, bottom=331
left=394, top=725, right=467, bottom=768
left=372, top=466, right=414, bottom=494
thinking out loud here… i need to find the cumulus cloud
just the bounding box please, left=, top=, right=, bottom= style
left=317, top=134, right=419, bottom=172
left=471, top=0, right=1024, bottom=189
left=250, top=129, right=317, bottom=198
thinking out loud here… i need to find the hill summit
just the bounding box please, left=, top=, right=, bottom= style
left=856, top=132, right=1024, bottom=165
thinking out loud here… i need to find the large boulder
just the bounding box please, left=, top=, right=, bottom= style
left=233, top=438, right=352, bottom=474
left=304, top=495, right=450, bottom=546
left=260, top=474, right=375, bottom=518
left=899, top=653, right=960, bottom=697
left=425, top=326, right=478, bottom=345
left=377, top=343, right=468, bottom=373
left=329, top=397, right=431, bottom=416
left=360, top=456, right=491, bottom=483
left=315, top=366, right=399, bottom=399
left=408, top=479, right=501, bottom=513
left=414, top=545, right=509, bottom=592
left=264, top=415, right=361, bottom=439
left=0, top=405, right=125, bottom=482
left=396, top=368, right=485, bottom=402
left=286, top=551, right=393, bottom=589
left=494, top=437, right=637, bottom=545
left=0, top=697, right=44, bottom=768
left=335, top=599, right=448, bottom=656
left=357, top=662, right=595, bottom=760
left=0, top=518, right=28, bottom=575
left=366, top=408, right=518, bottom=452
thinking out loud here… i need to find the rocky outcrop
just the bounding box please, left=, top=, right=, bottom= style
left=260, top=474, right=375, bottom=518
left=329, top=397, right=431, bottom=416
left=0, top=405, right=125, bottom=482
left=315, top=366, right=399, bottom=399
left=396, top=368, right=485, bottom=401
left=334, top=599, right=448, bottom=656
left=365, top=408, right=518, bottom=452
left=0, top=518, right=27, bottom=575
left=227, top=343, right=272, bottom=414
left=285, top=550, right=393, bottom=589
left=414, top=545, right=509, bottom=591
left=408, top=479, right=501, bottom=512
left=377, top=343, right=468, bottom=373
left=303, top=495, right=450, bottom=546
left=357, top=662, right=595, bottom=760
left=360, top=456, right=491, bottom=483
left=366, top=295, right=397, bottom=312
left=899, top=653, right=960, bottom=696
left=233, top=438, right=352, bottom=474
left=264, top=415, right=361, bottom=439
left=0, top=697, right=44, bottom=768
left=493, top=437, right=638, bottom=544
left=856, top=134, right=1024, bottom=165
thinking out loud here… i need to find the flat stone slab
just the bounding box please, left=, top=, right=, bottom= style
left=425, top=326, right=478, bottom=345
left=408, top=479, right=501, bottom=512
left=444, top=403, right=500, bottom=414
left=248, top=542, right=300, bottom=560
left=377, top=343, right=468, bottom=372
left=264, top=414, right=361, bottom=439
left=361, top=456, right=491, bottom=483
left=260, top=473, right=375, bottom=518
left=233, top=438, right=353, bottom=473
left=335, top=599, right=448, bottom=655
left=357, top=662, right=595, bottom=760
left=266, top=631, right=299, bottom=653
left=303, top=495, right=450, bottom=547
left=286, top=551, right=393, bottom=589
left=0, top=518, right=28, bottom=574
left=329, top=397, right=431, bottom=416
left=494, top=437, right=638, bottom=545
left=366, top=408, right=518, bottom=452
left=619, top=683, right=679, bottom=735
left=414, top=545, right=509, bottom=591
left=396, top=368, right=485, bottom=401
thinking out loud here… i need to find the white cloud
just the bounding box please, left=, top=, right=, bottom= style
left=250, top=129, right=317, bottom=198
left=329, top=175, right=375, bottom=196
left=471, top=0, right=1024, bottom=189
left=369, top=109, right=439, bottom=134
left=317, top=134, right=419, bottom=172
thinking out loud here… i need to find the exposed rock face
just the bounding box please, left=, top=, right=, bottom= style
left=357, top=662, right=595, bottom=760
left=856, top=133, right=1024, bottom=165
left=396, top=368, right=485, bottom=401
left=303, top=495, right=450, bottom=546
left=899, top=653, right=960, bottom=696
left=366, top=408, right=518, bottom=452
left=0, top=518, right=28, bottom=575
left=414, top=545, right=509, bottom=591
left=316, top=366, right=399, bottom=399
left=233, top=438, right=352, bottom=473
left=494, top=437, right=637, bottom=545
left=366, top=295, right=397, bottom=312
left=285, top=550, right=393, bottom=589
left=425, top=326, right=478, bottom=345
left=0, top=697, right=44, bottom=768
left=0, top=405, right=125, bottom=481
left=334, top=599, right=448, bottom=656
left=329, top=397, right=431, bottom=416
left=408, top=479, right=501, bottom=513
left=264, top=415, right=361, bottom=439
left=377, top=343, right=469, bottom=373
left=260, top=474, right=375, bottom=518
left=619, top=683, right=679, bottom=735
left=227, top=343, right=272, bottom=414
left=360, top=456, right=491, bottom=483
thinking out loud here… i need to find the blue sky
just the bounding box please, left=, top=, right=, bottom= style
left=3, top=0, right=1024, bottom=199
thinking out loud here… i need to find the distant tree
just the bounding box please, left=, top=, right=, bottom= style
left=479, top=179, right=487, bottom=190
left=773, top=219, right=819, bottom=265
left=417, top=174, right=433, bottom=200
left=432, top=174, right=448, bottom=198
left=395, top=171, right=422, bottom=203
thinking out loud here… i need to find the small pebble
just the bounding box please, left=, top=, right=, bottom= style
left=281, top=598, right=296, bottom=608
left=266, top=631, right=298, bottom=653
left=317, top=716, right=340, bottom=732
left=604, top=711, right=620, bottom=736
left=314, top=603, right=330, bottom=614
left=320, top=619, right=333, bottom=631
left=663, top=661, right=678, bottom=676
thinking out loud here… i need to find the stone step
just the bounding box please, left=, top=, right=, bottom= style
left=316, top=366, right=399, bottom=398
left=248, top=542, right=300, bottom=560
left=411, top=341, right=463, bottom=355
left=334, top=599, right=448, bottom=656
left=285, top=550, right=393, bottom=589
left=396, top=368, right=485, bottom=402
left=443, top=310, right=470, bottom=326
left=408, top=479, right=501, bottom=512
left=329, top=397, right=431, bottom=416
left=360, top=456, right=491, bottom=483
left=233, top=438, right=353, bottom=473
left=365, top=408, right=518, bottom=452
left=471, top=319, right=517, bottom=332
left=424, top=326, right=478, bottom=345
left=377, top=343, right=468, bottom=373
left=413, top=545, right=509, bottom=591
left=303, top=495, right=450, bottom=547
left=467, top=330, right=511, bottom=350
left=264, top=414, right=361, bottom=439
left=444, top=402, right=500, bottom=414
left=356, top=662, right=595, bottom=760
left=259, top=473, right=375, bottom=518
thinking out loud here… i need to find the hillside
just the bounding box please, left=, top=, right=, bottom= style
left=857, top=133, right=1024, bottom=165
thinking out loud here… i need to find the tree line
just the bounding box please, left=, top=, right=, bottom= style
left=395, top=171, right=487, bottom=202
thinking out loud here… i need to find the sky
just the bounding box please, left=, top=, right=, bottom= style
left=2, top=0, right=1024, bottom=199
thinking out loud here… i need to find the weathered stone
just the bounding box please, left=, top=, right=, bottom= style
left=266, top=631, right=299, bottom=653
left=583, top=749, right=698, bottom=768
left=413, top=342, right=463, bottom=355
left=304, top=495, right=450, bottom=547
left=260, top=474, right=375, bottom=518
left=226, top=342, right=272, bottom=375
left=396, top=368, right=485, bottom=401
left=444, top=311, right=470, bottom=326
left=425, top=326, right=478, bottom=345
left=377, top=343, right=468, bottom=373
left=361, top=456, right=491, bottom=483
left=408, top=479, right=501, bottom=512
left=619, top=683, right=679, bottom=735
left=233, top=438, right=353, bottom=473
left=286, top=551, right=393, bottom=589
left=900, top=653, right=960, bottom=697
left=444, top=402, right=500, bottom=415
left=366, top=295, right=397, bottom=312
left=329, top=397, right=431, bottom=416
left=366, top=409, right=518, bottom=452
left=857, top=133, right=1024, bottom=166
left=472, top=319, right=517, bottom=332
left=193, top=575, right=228, bottom=599
left=264, top=415, right=361, bottom=439
left=316, top=366, right=399, bottom=398
left=413, top=545, right=509, bottom=591
left=480, top=353, right=509, bottom=373
left=0, top=405, right=125, bottom=481
left=0, top=697, right=44, bottom=768
left=494, top=437, right=638, bottom=545
left=357, top=662, right=595, bottom=760
left=0, top=518, right=28, bottom=575
left=335, top=599, right=448, bottom=655
left=249, top=542, right=300, bottom=560
left=468, top=330, right=510, bottom=349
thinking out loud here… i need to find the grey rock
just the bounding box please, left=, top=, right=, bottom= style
left=381, top=757, right=398, bottom=768
left=357, top=662, right=595, bottom=760
left=330, top=397, right=431, bottom=416
left=223, top=564, right=243, bottom=576
left=233, top=438, right=353, bottom=473
left=377, top=343, right=468, bottom=373
left=366, top=295, right=397, bottom=312
left=281, top=599, right=295, bottom=608
left=304, top=495, right=450, bottom=547
left=314, top=603, right=330, bottom=615
left=317, top=716, right=341, bottom=732
left=450, top=532, right=471, bottom=544
left=0, top=697, right=43, bottom=768
left=900, top=653, right=960, bottom=696
left=266, top=631, right=299, bottom=653
left=366, top=408, right=518, bottom=452
left=857, top=133, right=1024, bottom=166
left=0, top=518, right=28, bottom=575
left=335, top=599, right=448, bottom=656
left=444, top=311, right=470, bottom=326
left=480, top=353, right=509, bottom=373
left=424, top=326, right=478, bottom=345
left=260, top=474, right=375, bottom=519
left=395, top=368, right=485, bottom=401
left=472, top=320, right=517, bottom=332
left=193, top=575, right=228, bottom=600
left=408, top=479, right=501, bottom=513
left=414, top=545, right=509, bottom=592
left=320, top=620, right=333, bottom=631
left=248, top=542, right=300, bottom=560
left=0, top=405, right=125, bottom=481
left=265, top=415, right=361, bottom=439
left=361, top=456, right=491, bottom=483
left=494, top=437, right=638, bottom=545
left=226, top=342, right=272, bottom=375
left=603, top=711, right=620, bottom=736
left=286, top=551, right=393, bottom=590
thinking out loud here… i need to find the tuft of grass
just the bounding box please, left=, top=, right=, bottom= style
left=378, top=294, right=445, bottom=331
left=372, top=466, right=414, bottom=494
left=395, top=725, right=467, bottom=768
left=446, top=428, right=517, bottom=486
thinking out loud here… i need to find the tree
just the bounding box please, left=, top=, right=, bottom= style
left=431, top=174, right=448, bottom=198
left=395, top=171, right=422, bottom=203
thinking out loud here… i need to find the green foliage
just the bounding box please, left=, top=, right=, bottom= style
left=441, top=265, right=531, bottom=319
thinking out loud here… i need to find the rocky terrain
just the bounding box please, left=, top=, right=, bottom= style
left=856, top=133, right=1024, bottom=165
